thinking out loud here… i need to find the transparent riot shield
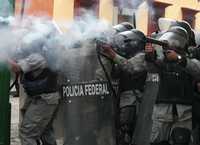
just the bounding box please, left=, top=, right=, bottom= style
left=60, top=43, right=116, bottom=145
left=132, top=64, right=160, bottom=145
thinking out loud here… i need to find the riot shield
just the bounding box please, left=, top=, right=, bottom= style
left=60, top=43, right=116, bottom=145
left=132, top=64, right=160, bottom=145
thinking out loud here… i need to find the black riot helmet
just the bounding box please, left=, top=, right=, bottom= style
left=170, top=20, right=196, bottom=46
left=113, top=29, right=146, bottom=58
left=95, top=22, right=134, bottom=47
left=113, top=22, right=134, bottom=34
left=159, top=26, right=188, bottom=52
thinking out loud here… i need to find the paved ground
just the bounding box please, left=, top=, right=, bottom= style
left=10, top=97, right=63, bottom=145
left=10, top=97, right=20, bottom=145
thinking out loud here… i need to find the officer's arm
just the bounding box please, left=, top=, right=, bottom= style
left=164, top=50, right=200, bottom=79
left=17, top=53, right=47, bottom=73
left=185, top=58, right=200, bottom=79
left=113, top=53, right=147, bottom=75
left=101, top=46, right=147, bottom=75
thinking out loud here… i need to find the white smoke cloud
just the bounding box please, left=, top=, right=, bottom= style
left=46, top=11, right=114, bottom=72
left=0, top=0, right=13, bottom=17
left=0, top=11, right=115, bottom=75
left=60, top=11, right=113, bottom=47
left=116, top=0, right=143, bottom=9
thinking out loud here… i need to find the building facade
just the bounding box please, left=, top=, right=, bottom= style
left=14, top=0, right=139, bottom=30
left=147, top=0, right=200, bottom=34
left=11, top=0, right=200, bottom=139
left=11, top=0, right=200, bottom=34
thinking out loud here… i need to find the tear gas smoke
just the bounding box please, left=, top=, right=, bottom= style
left=45, top=12, right=114, bottom=79
left=0, top=12, right=114, bottom=78
left=0, top=0, right=13, bottom=17
left=116, top=0, right=142, bottom=9
left=0, top=16, right=27, bottom=61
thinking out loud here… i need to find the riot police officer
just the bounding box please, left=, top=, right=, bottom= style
left=111, top=29, right=147, bottom=145
left=169, top=21, right=200, bottom=144
left=148, top=26, right=193, bottom=145
left=101, top=26, right=200, bottom=145
left=95, top=22, right=134, bottom=81
left=9, top=28, right=60, bottom=145
left=170, top=20, right=196, bottom=47
left=95, top=22, right=135, bottom=145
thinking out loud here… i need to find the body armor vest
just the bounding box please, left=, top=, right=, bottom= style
left=21, top=68, right=58, bottom=96
left=156, top=63, right=194, bottom=105
left=119, top=71, right=147, bottom=93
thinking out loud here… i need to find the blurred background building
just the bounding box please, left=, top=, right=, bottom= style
left=15, top=0, right=200, bottom=34
left=1, top=0, right=200, bottom=140
left=1, top=0, right=200, bottom=35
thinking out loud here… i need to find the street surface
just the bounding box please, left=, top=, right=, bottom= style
left=10, top=97, right=63, bottom=145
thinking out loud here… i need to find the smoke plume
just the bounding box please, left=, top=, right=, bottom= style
left=116, top=0, right=143, bottom=9
left=0, top=12, right=115, bottom=77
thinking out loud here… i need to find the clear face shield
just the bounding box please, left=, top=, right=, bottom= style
left=113, top=24, right=129, bottom=34
left=158, top=17, right=177, bottom=31
left=159, top=31, right=187, bottom=52
left=153, top=31, right=188, bottom=60
left=113, top=31, right=145, bottom=58
left=113, top=22, right=134, bottom=34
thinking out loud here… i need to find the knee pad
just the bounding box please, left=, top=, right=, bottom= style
left=171, top=127, right=191, bottom=145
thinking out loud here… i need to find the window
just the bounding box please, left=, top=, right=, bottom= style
left=74, top=0, right=99, bottom=17
left=118, top=8, right=136, bottom=27
left=148, top=2, right=170, bottom=35
left=182, top=8, right=198, bottom=29
left=114, top=0, right=141, bottom=9
left=114, top=0, right=142, bottom=26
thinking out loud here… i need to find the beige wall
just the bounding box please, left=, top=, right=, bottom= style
left=196, top=13, right=200, bottom=30
left=16, top=0, right=200, bottom=31
left=53, top=0, right=115, bottom=24
left=134, top=0, right=200, bottom=33
left=154, top=0, right=200, bottom=30
left=165, top=5, right=182, bottom=21
left=53, top=0, right=74, bottom=31
left=53, top=0, right=115, bottom=30
left=99, top=0, right=114, bottom=24
left=135, top=2, right=149, bottom=35
left=53, top=0, right=74, bottom=22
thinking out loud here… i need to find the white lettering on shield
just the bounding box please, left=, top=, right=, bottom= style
left=63, top=83, right=110, bottom=97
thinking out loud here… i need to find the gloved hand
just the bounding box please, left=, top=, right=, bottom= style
left=100, top=44, right=117, bottom=60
